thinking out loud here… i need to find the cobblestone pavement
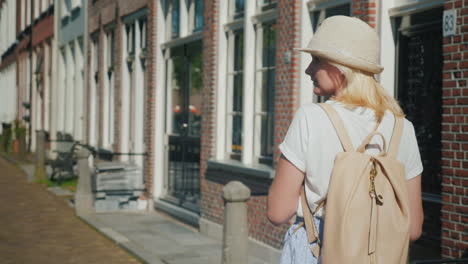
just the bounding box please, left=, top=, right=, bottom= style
left=0, top=157, right=142, bottom=264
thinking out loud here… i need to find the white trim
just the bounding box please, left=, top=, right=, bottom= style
left=225, top=30, right=235, bottom=159
left=215, top=0, right=229, bottom=160
left=133, top=18, right=145, bottom=167
left=154, top=0, right=168, bottom=199
left=241, top=0, right=256, bottom=164
left=44, top=43, right=50, bottom=132
left=389, top=0, right=444, bottom=17
left=180, top=0, right=188, bottom=37
left=307, top=0, right=351, bottom=11
left=379, top=0, right=397, bottom=98
left=121, top=23, right=130, bottom=160
left=299, top=0, right=314, bottom=106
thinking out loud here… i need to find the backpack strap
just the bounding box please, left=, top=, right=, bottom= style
left=319, top=103, right=354, bottom=152
left=387, top=116, right=404, bottom=159
left=300, top=187, right=324, bottom=258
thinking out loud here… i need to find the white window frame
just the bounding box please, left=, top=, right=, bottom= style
left=225, top=28, right=244, bottom=161
left=253, top=21, right=276, bottom=166
left=103, top=28, right=115, bottom=149
left=89, top=34, right=99, bottom=146
left=216, top=0, right=278, bottom=166
left=61, top=0, right=70, bottom=19
left=299, top=0, right=351, bottom=104
left=71, top=0, right=81, bottom=10
left=162, top=0, right=203, bottom=41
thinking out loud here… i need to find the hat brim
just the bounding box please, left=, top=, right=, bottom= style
left=294, top=47, right=383, bottom=74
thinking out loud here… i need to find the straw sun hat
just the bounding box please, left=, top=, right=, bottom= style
left=296, top=15, right=383, bottom=74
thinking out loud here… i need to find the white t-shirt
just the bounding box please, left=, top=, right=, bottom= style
left=278, top=100, right=423, bottom=217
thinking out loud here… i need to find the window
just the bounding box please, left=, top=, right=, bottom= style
left=91, top=34, right=99, bottom=82
left=309, top=1, right=351, bottom=102
left=106, top=30, right=115, bottom=71
left=310, top=2, right=351, bottom=32
left=139, top=18, right=147, bottom=50
left=217, top=0, right=277, bottom=165
left=194, top=0, right=203, bottom=32
left=259, top=0, right=277, bottom=11
left=226, top=30, right=244, bottom=160
left=162, top=0, right=203, bottom=40
left=126, top=23, right=136, bottom=57
left=104, top=29, right=115, bottom=148
left=61, top=0, right=71, bottom=19
left=255, top=22, right=276, bottom=165
left=231, top=0, right=245, bottom=19
left=71, top=0, right=81, bottom=10
left=172, top=0, right=180, bottom=38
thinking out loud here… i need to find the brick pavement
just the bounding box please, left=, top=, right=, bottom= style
left=0, top=157, right=141, bottom=264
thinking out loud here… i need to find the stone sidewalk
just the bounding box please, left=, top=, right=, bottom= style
left=0, top=156, right=142, bottom=263
left=1, top=155, right=273, bottom=264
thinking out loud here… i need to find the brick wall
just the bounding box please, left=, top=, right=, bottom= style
left=199, top=0, right=302, bottom=249
left=441, top=0, right=468, bottom=259
left=143, top=0, right=157, bottom=199
left=200, top=0, right=221, bottom=223
left=114, top=5, right=122, bottom=153
left=352, top=0, right=376, bottom=27
left=87, top=0, right=155, bottom=197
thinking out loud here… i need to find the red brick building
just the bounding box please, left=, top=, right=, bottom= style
left=194, top=0, right=467, bottom=261
left=79, top=0, right=466, bottom=261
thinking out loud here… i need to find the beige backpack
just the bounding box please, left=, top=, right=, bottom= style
left=300, top=103, right=411, bottom=264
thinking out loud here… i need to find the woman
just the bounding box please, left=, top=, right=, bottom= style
left=267, top=16, right=424, bottom=263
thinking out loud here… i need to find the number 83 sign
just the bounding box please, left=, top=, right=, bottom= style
left=443, top=10, right=456, bottom=37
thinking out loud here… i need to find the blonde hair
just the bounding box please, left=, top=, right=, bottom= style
left=329, top=62, right=405, bottom=122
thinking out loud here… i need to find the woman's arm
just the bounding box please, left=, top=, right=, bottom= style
left=267, top=155, right=305, bottom=226
left=407, top=175, right=424, bottom=242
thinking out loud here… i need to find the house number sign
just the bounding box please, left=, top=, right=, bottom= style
left=443, top=10, right=456, bottom=37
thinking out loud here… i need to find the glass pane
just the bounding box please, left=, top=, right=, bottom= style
left=232, top=114, right=242, bottom=153
left=261, top=0, right=277, bottom=10
left=234, top=0, right=245, bottom=19
left=259, top=22, right=276, bottom=161
left=260, top=113, right=274, bottom=157
left=172, top=0, right=180, bottom=38
left=194, top=0, right=203, bottom=32
left=171, top=54, right=184, bottom=135
left=325, top=4, right=351, bottom=17
left=188, top=42, right=203, bottom=137
left=233, top=74, right=243, bottom=112
left=262, top=23, right=276, bottom=68
left=234, top=30, right=244, bottom=71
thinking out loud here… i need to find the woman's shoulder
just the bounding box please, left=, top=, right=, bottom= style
left=295, top=103, right=330, bottom=121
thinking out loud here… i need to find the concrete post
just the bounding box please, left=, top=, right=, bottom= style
left=75, top=147, right=94, bottom=215
left=222, top=181, right=251, bottom=264
left=34, top=130, right=46, bottom=181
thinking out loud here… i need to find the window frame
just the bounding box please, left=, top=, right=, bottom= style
left=225, top=29, right=245, bottom=161
left=253, top=21, right=277, bottom=166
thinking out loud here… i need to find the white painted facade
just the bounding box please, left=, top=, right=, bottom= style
left=0, top=0, right=18, bottom=133
left=121, top=16, right=146, bottom=167
left=0, top=63, right=17, bottom=133
left=0, top=0, right=16, bottom=56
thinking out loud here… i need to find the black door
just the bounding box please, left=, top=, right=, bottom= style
left=165, top=40, right=202, bottom=213
left=396, top=8, right=442, bottom=258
